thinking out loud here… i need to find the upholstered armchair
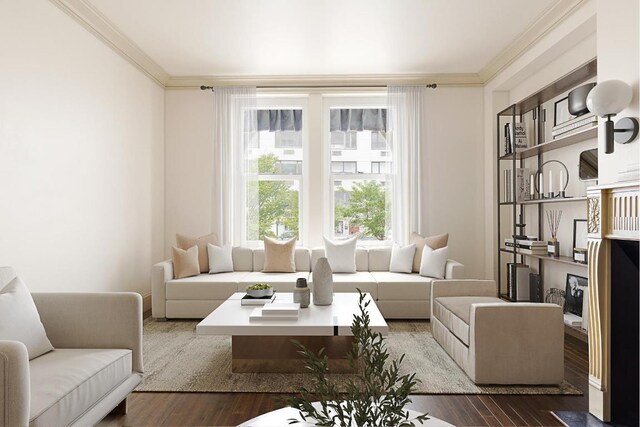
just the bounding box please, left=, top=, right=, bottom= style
left=0, top=267, right=143, bottom=427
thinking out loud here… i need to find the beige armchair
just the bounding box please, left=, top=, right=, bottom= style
left=0, top=267, right=143, bottom=427
left=430, top=279, right=564, bottom=385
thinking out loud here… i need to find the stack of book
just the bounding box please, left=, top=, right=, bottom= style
left=249, top=302, right=300, bottom=321
left=504, top=237, right=547, bottom=255
left=552, top=114, right=597, bottom=139
left=241, top=292, right=276, bottom=306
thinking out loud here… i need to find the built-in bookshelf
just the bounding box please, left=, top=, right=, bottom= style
left=496, top=59, right=597, bottom=307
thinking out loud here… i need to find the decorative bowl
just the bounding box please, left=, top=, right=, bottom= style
left=246, top=284, right=273, bottom=298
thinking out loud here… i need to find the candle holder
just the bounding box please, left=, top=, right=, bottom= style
left=534, top=160, right=569, bottom=200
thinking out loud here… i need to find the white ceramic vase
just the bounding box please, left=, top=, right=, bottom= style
left=312, top=257, right=333, bottom=305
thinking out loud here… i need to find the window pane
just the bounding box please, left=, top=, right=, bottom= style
left=247, top=179, right=299, bottom=241
left=331, top=161, right=343, bottom=173
left=275, top=130, right=302, bottom=148
left=344, top=162, right=356, bottom=174
left=371, top=131, right=387, bottom=150
left=333, top=179, right=389, bottom=241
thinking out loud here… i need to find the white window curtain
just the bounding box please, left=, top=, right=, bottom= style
left=212, top=86, right=257, bottom=245
left=387, top=86, right=426, bottom=245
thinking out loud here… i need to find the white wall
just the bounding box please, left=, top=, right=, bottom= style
left=164, top=87, right=486, bottom=278
left=423, top=87, right=485, bottom=278
left=0, top=0, right=165, bottom=295
left=596, top=0, right=639, bottom=184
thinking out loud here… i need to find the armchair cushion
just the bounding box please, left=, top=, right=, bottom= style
left=0, top=276, right=53, bottom=360
left=29, top=348, right=132, bottom=427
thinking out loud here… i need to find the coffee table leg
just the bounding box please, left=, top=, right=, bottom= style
left=231, top=335, right=356, bottom=373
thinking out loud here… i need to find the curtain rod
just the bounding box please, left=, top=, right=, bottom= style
left=200, top=83, right=437, bottom=91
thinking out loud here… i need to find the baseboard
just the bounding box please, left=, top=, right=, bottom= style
left=142, top=293, right=152, bottom=316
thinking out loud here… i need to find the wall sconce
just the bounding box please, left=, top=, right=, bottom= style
left=586, top=80, right=639, bottom=154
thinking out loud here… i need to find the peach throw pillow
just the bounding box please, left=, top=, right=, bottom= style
left=263, top=236, right=296, bottom=273
left=172, top=245, right=200, bottom=279
left=176, top=233, right=218, bottom=273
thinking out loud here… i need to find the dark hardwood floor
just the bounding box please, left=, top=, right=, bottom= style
left=99, top=333, right=588, bottom=427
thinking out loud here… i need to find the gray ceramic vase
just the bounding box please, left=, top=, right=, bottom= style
left=312, top=257, right=333, bottom=305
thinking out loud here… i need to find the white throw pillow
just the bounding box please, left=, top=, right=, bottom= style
left=207, top=243, right=234, bottom=274
left=389, top=243, right=416, bottom=273
left=0, top=276, right=54, bottom=360
left=323, top=237, right=357, bottom=273
left=419, top=245, right=449, bottom=279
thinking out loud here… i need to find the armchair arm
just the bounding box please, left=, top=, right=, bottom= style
left=0, top=341, right=30, bottom=427
left=32, top=293, right=143, bottom=373
left=469, top=303, right=564, bottom=384
left=444, top=259, right=464, bottom=279
left=152, top=260, right=173, bottom=319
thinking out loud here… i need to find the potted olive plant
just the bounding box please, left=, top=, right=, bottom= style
left=286, top=291, right=429, bottom=426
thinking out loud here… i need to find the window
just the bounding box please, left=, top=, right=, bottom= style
left=371, top=131, right=388, bottom=150
left=328, top=105, right=391, bottom=242
left=331, top=131, right=358, bottom=150
left=371, top=161, right=390, bottom=174
left=275, top=131, right=302, bottom=148
left=238, top=96, right=390, bottom=246
left=245, top=106, right=304, bottom=242
left=331, top=161, right=357, bottom=174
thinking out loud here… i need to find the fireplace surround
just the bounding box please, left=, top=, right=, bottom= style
left=587, top=181, right=639, bottom=424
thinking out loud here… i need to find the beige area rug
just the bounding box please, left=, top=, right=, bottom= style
left=137, top=319, right=582, bottom=395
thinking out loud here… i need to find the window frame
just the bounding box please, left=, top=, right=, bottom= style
left=242, top=95, right=308, bottom=247
left=322, top=95, right=391, bottom=246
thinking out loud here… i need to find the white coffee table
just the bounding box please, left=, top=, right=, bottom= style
left=196, top=292, right=388, bottom=373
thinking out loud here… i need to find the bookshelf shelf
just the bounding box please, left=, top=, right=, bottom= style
left=499, top=126, right=597, bottom=160
left=498, top=196, right=588, bottom=206
left=496, top=59, right=597, bottom=303
left=500, top=248, right=588, bottom=268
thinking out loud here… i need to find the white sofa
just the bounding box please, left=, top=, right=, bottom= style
left=152, top=246, right=464, bottom=320
left=430, top=279, right=564, bottom=385
left=0, top=267, right=143, bottom=427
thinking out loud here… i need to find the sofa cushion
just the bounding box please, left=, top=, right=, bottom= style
left=263, top=237, right=296, bottom=272
left=410, top=232, right=449, bottom=273
left=0, top=276, right=54, bottom=360
left=208, top=243, right=234, bottom=274
left=172, top=245, right=200, bottom=279
left=232, top=246, right=254, bottom=271
left=239, top=271, right=311, bottom=292
left=311, top=247, right=369, bottom=272
left=389, top=243, right=416, bottom=273
left=372, top=272, right=432, bottom=300
left=29, top=349, right=132, bottom=427
left=176, top=233, right=218, bottom=273
left=433, top=296, right=503, bottom=346
left=253, top=248, right=311, bottom=272
left=166, top=272, right=249, bottom=300
left=323, top=237, right=357, bottom=273
left=310, top=272, right=378, bottom=299
left=368, top=246, right=391, bottom=271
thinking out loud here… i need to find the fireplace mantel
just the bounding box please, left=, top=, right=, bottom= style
left=587, top=181, right=639, bottom=421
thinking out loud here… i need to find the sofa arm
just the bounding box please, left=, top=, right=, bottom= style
left=0, top=341, right=30, bottom=427
left=444, top=259, right=464, bottom=279
left=152, top=260, right=173, bottom=318
left=32, top=293, right=143, bottom=373
left=470, top=303, right=564, bottom=384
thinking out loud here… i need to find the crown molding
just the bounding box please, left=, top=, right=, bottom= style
left=51, top=0, right=588, bottom=90
left=165, top=73, right=483, bottom=89
left=49, top=0, right=169, bottom=87
left=478, top=0, right=589, bottom=84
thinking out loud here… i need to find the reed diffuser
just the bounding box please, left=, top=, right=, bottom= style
left=546, top=209, right=562, bottom=257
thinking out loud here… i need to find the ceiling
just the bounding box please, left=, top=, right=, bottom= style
left=86, top=0, right=558, bottom=77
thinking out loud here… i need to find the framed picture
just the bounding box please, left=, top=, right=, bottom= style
left=554, top=97, right=574, bottom=127
left=565, top=274, right=588, bottom=317
left=573, top=219, right=588, bottom=264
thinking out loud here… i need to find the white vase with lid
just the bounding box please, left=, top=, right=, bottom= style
left=312, top=257, right=333, bottom=306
